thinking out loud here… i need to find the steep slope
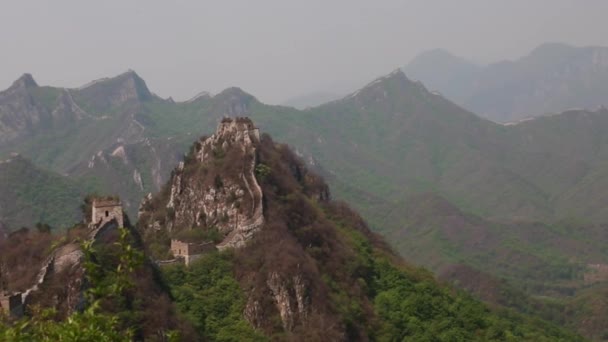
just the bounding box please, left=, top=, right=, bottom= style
left=438, top=264, right=567, bottom=323
left=6, top=69, right=608, bottom=238
left=565, top=283, right=608, bottom=341
left=0, top=211, right=195, bottom=340
left=502, top=108, right=608, bottom=220
left=0, top=72, right=198, bottom=224
left=404, top=43, right=608, bottom=122
left=386, top=193, right=608, bottom=294
left=138, top=118, right=269, bottom=250
left=72, top=70, right=154, bottom=114
left=5, top=71, right=166, bottom=172
left=0, top=154, right=97, bottom=230
left=0, top=74, right=81, bottom=144
left=137, top=117, right=582, bottom=340
left=297, top=70, right=559, bottom=225
left=2, top=70, right=606, bottom=337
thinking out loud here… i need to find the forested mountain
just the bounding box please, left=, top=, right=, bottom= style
left=5, top=68, right=608, bottom=247
left=0, top=154, right=94, bottom=229
left=0, top=119, right=582, bottom=340
left=3, top=67, right=608, bottom=338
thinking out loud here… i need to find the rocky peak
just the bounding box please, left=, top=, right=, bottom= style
left=339, top=68, right=428, bottom=106
left=115, top=70, right=152, bottom=99
left=184, top=91, right=212, bottom=103
left=138, top=117, right=336, bottom=334
left=138, top=117, right=264, bottom=249
left=75, top=70, right=152, bottom=111
left=9, top=73, right=38, bottom=91
left=0, top=77, right=51, bottom=144
left=349, top=69, right=411, bottom=95
left=213, top=116, right=260, bottom=143
left=211, top=87, right=257, bottom=117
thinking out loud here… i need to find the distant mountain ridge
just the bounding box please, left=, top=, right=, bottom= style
left=5, top=68, right=608, bottom=228
left=404, top=43, right=608, bottom=122
left=403, top=49, right=481, bottom=101
left=4, top=67, right=608, bottom=338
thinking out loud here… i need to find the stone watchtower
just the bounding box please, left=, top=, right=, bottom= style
left=92, top=199, right=124, bottom=227
left=170, top=239, right=216, bottom=266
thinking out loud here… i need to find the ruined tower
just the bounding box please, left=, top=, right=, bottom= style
left=91, top=198, right=124, bottom=227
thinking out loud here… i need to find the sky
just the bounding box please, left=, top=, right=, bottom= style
left=1, top=0, right=608, bottom=104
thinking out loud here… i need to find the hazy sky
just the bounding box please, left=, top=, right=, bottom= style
left=2, top=0, right=608, bottom=103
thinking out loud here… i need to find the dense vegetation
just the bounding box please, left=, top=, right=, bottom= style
left=141, top=131, right=584, bottom=340
left=335, top=224, right=582, bottom=341
left=0, top=222, right=194, bottom=340
left=0, top=156, right=98, bottom=230
left=160, top=247, right=585, bottom=341
left=0, top=228, right=136, bottom=341
left=163, top=252, right=266, bottom=341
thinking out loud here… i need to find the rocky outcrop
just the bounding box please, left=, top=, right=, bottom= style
left=22, top=215, right=124, bottom=315
left=139, top=117, right=264, bottom=249
left=210, top=87, right=256, bottom=117
left=74, top=70, right=153, bottom=112
left=250, top=272, right=310, bottom=331
left=11, top=74, right=38, bottom=90
left=51, top=90, right=87, bottom=122
left=0, top=74, right=89, bottom=145
left=0, top=74, right=47, bottom=143
left=21, top=241, right=86, bottom=314
left=137, top=117, right=343, bottom=336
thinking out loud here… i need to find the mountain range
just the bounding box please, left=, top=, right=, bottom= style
left=404, top=43, right=608, bottom=123
left=0, top=118, right=583, bottom=340
left=4, top=59, right=608, bottom=338
left=4, top=67, right=608, bottom=241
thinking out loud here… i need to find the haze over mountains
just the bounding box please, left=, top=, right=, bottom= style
left=4, top=46, right=608, bottom=338
left=4, top=0, right=608, bottom=338
left=4, top=64, right=608, bottom=231
left=404, top=43, right=608, bottom=123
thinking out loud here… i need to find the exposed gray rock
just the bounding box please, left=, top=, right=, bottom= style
left=264, top=272, right=311, bottom=331
left=139, top=117, right=264, bottom=250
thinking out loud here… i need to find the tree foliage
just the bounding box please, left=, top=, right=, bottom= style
left=162, top=251, right=267, bottom=341
left=0, top=228, right=139, bottom=341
